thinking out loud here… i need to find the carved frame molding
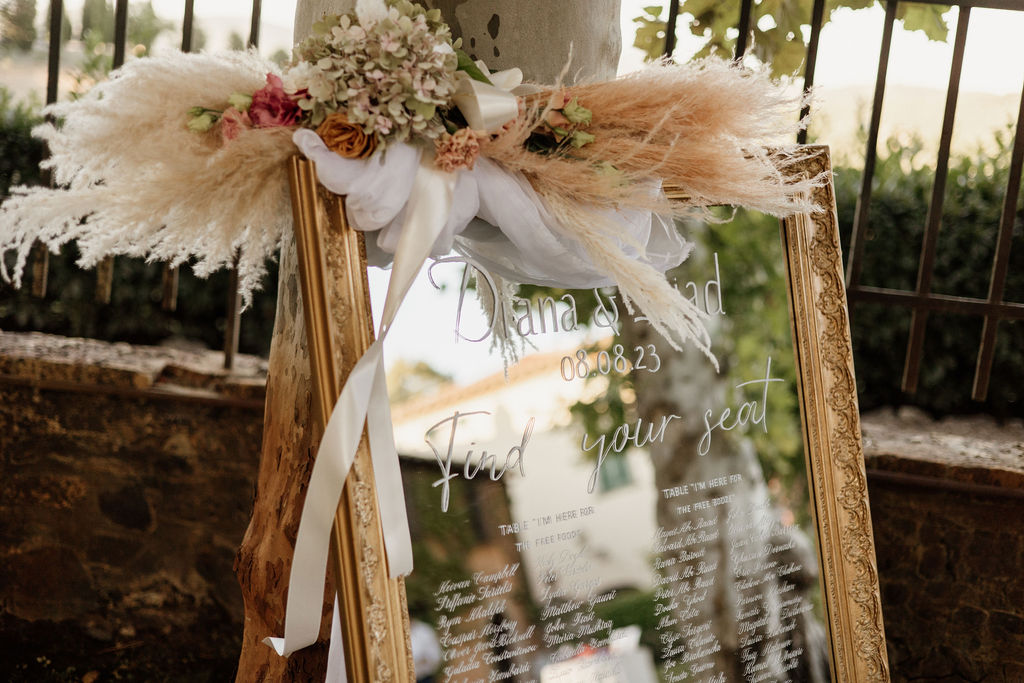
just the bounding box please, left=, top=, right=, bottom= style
left=288, top=157, right=413, bottom=683
left=780, top=145, right=890, bottom=682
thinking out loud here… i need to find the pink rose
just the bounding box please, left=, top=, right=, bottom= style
left=220, top=107, right=253, bottom=142
left=249, top=73, right=301, bottom=128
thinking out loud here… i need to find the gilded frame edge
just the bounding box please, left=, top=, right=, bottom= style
left=287, top=145, right=890, bottom=682
left=780, top=145, right=890, bottom=682
left=288, top=156, right=414, bottom=683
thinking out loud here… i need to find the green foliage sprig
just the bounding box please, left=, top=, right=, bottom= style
left=634, top=1, right=951, bottom=77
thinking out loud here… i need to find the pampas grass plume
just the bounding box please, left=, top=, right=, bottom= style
left=484, top=58, right=823, bottom=218
left=0, top=50, right=294, bottom=302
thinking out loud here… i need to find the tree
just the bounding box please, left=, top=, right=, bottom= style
left=0, top=0, right=36, bottom=51
left=128, top=1, right=172, bottom=54
left=190, top=23, right=207, bottom=51
left=69, top=2, right=172, bottom=95
left=634, top=0, right=950, bottom=76
left=80, top=0, right=113, bottom=43
left=228, top=30, right=246, bottom=51
left=79, top=0, right=170, bottom=55
left=269, top=48, right=290, bottom=66
left=386, top=359, right=451, bottom=403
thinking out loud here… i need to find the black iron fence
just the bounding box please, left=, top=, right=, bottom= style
left=835, top=0, right=1024, bottom=402
left=665, top=0, right=1024, bottom=404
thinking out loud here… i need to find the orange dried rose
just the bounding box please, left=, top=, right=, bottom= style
left=316, top=113, right=377, bottom=159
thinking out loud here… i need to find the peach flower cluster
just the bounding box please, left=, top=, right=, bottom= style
left=434, top=128, right=481, bottom=172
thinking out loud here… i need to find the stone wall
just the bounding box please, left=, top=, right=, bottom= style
left=863, top=408, right=1024, bottom=683
left=0, top=332, right=267, bottom=682
left=4, top=331, right=1022, bottom=682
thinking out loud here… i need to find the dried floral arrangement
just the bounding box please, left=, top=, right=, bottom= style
left=0, top=0, right=819, bottom=358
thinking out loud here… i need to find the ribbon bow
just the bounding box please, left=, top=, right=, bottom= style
left=452, top=62, right=527, bottom=133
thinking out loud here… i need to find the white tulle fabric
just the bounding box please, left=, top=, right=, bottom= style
left=292, top=129, right=690, bottom=286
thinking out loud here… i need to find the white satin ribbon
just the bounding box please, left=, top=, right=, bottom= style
left=264, top=151, right=457, bottom=660
left=452, top=64, right=523, bottom=133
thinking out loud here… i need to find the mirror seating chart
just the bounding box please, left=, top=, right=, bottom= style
left=0, top=0, right=889, bottom=665
left=378, top=183, right=838, bottom=682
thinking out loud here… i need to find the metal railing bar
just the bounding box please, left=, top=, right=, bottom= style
left=848, top=285, right=1024, bottom=319
left=160, top=266, right=180, bottom=309
left=797, top=0, right=827, bottom=145
left=735, top=0, right=754, bottom=60
left=112, top=0, right=129, bottom=68
left=29, top=243, right=48, bottom=297
left=160, top=0, right=198, bottom=311
left=663, top=0, right=680, bottom=59
left=32, top=1, right=67, bottom=297
left=223, top=265, right=242, bottom=370
left=846, top=0, right=897, bottom=291
left=94, top=258, right=114, bottom=303
left=92, top=0, right=132, bottom=306
left=45, top=1, right=62, bottom=105
left=161, top=266, right=179, bottom=312
left=94, top=254, right=115, bottom=302
left=902, top=5, right=972, bottom=394
left=971, top=79, right=1024, bottom=400
left=249, top=0, right=263, bottom=49
left=181, top=0, right=195, bottom=53
left=220, top=0, right=267, bottom=366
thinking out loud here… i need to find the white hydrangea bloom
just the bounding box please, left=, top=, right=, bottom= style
left=281, top=61, right=315, bottom=94
left=355, top=0, right=389, bottom=27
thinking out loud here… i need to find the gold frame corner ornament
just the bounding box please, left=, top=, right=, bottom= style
left=287, top=146, right=890, bottom=682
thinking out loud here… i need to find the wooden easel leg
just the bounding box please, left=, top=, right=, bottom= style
left=233, top=158, right=413, bottom=682
left=234, top=231, right=330, bottom=682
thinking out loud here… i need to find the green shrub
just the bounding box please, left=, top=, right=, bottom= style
left=0, top=87, right=44, bottom=195
left=834, top=130, right=1024, bottom=418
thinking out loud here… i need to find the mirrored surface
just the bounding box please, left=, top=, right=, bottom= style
left=373, top=211, right=832, bottom=682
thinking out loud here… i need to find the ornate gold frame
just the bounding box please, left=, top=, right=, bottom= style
left=288, top=157, right=413, bottom=682
left=780, top=146, right=890, bottom=682
left=287, top=144, right=889, bottom=682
